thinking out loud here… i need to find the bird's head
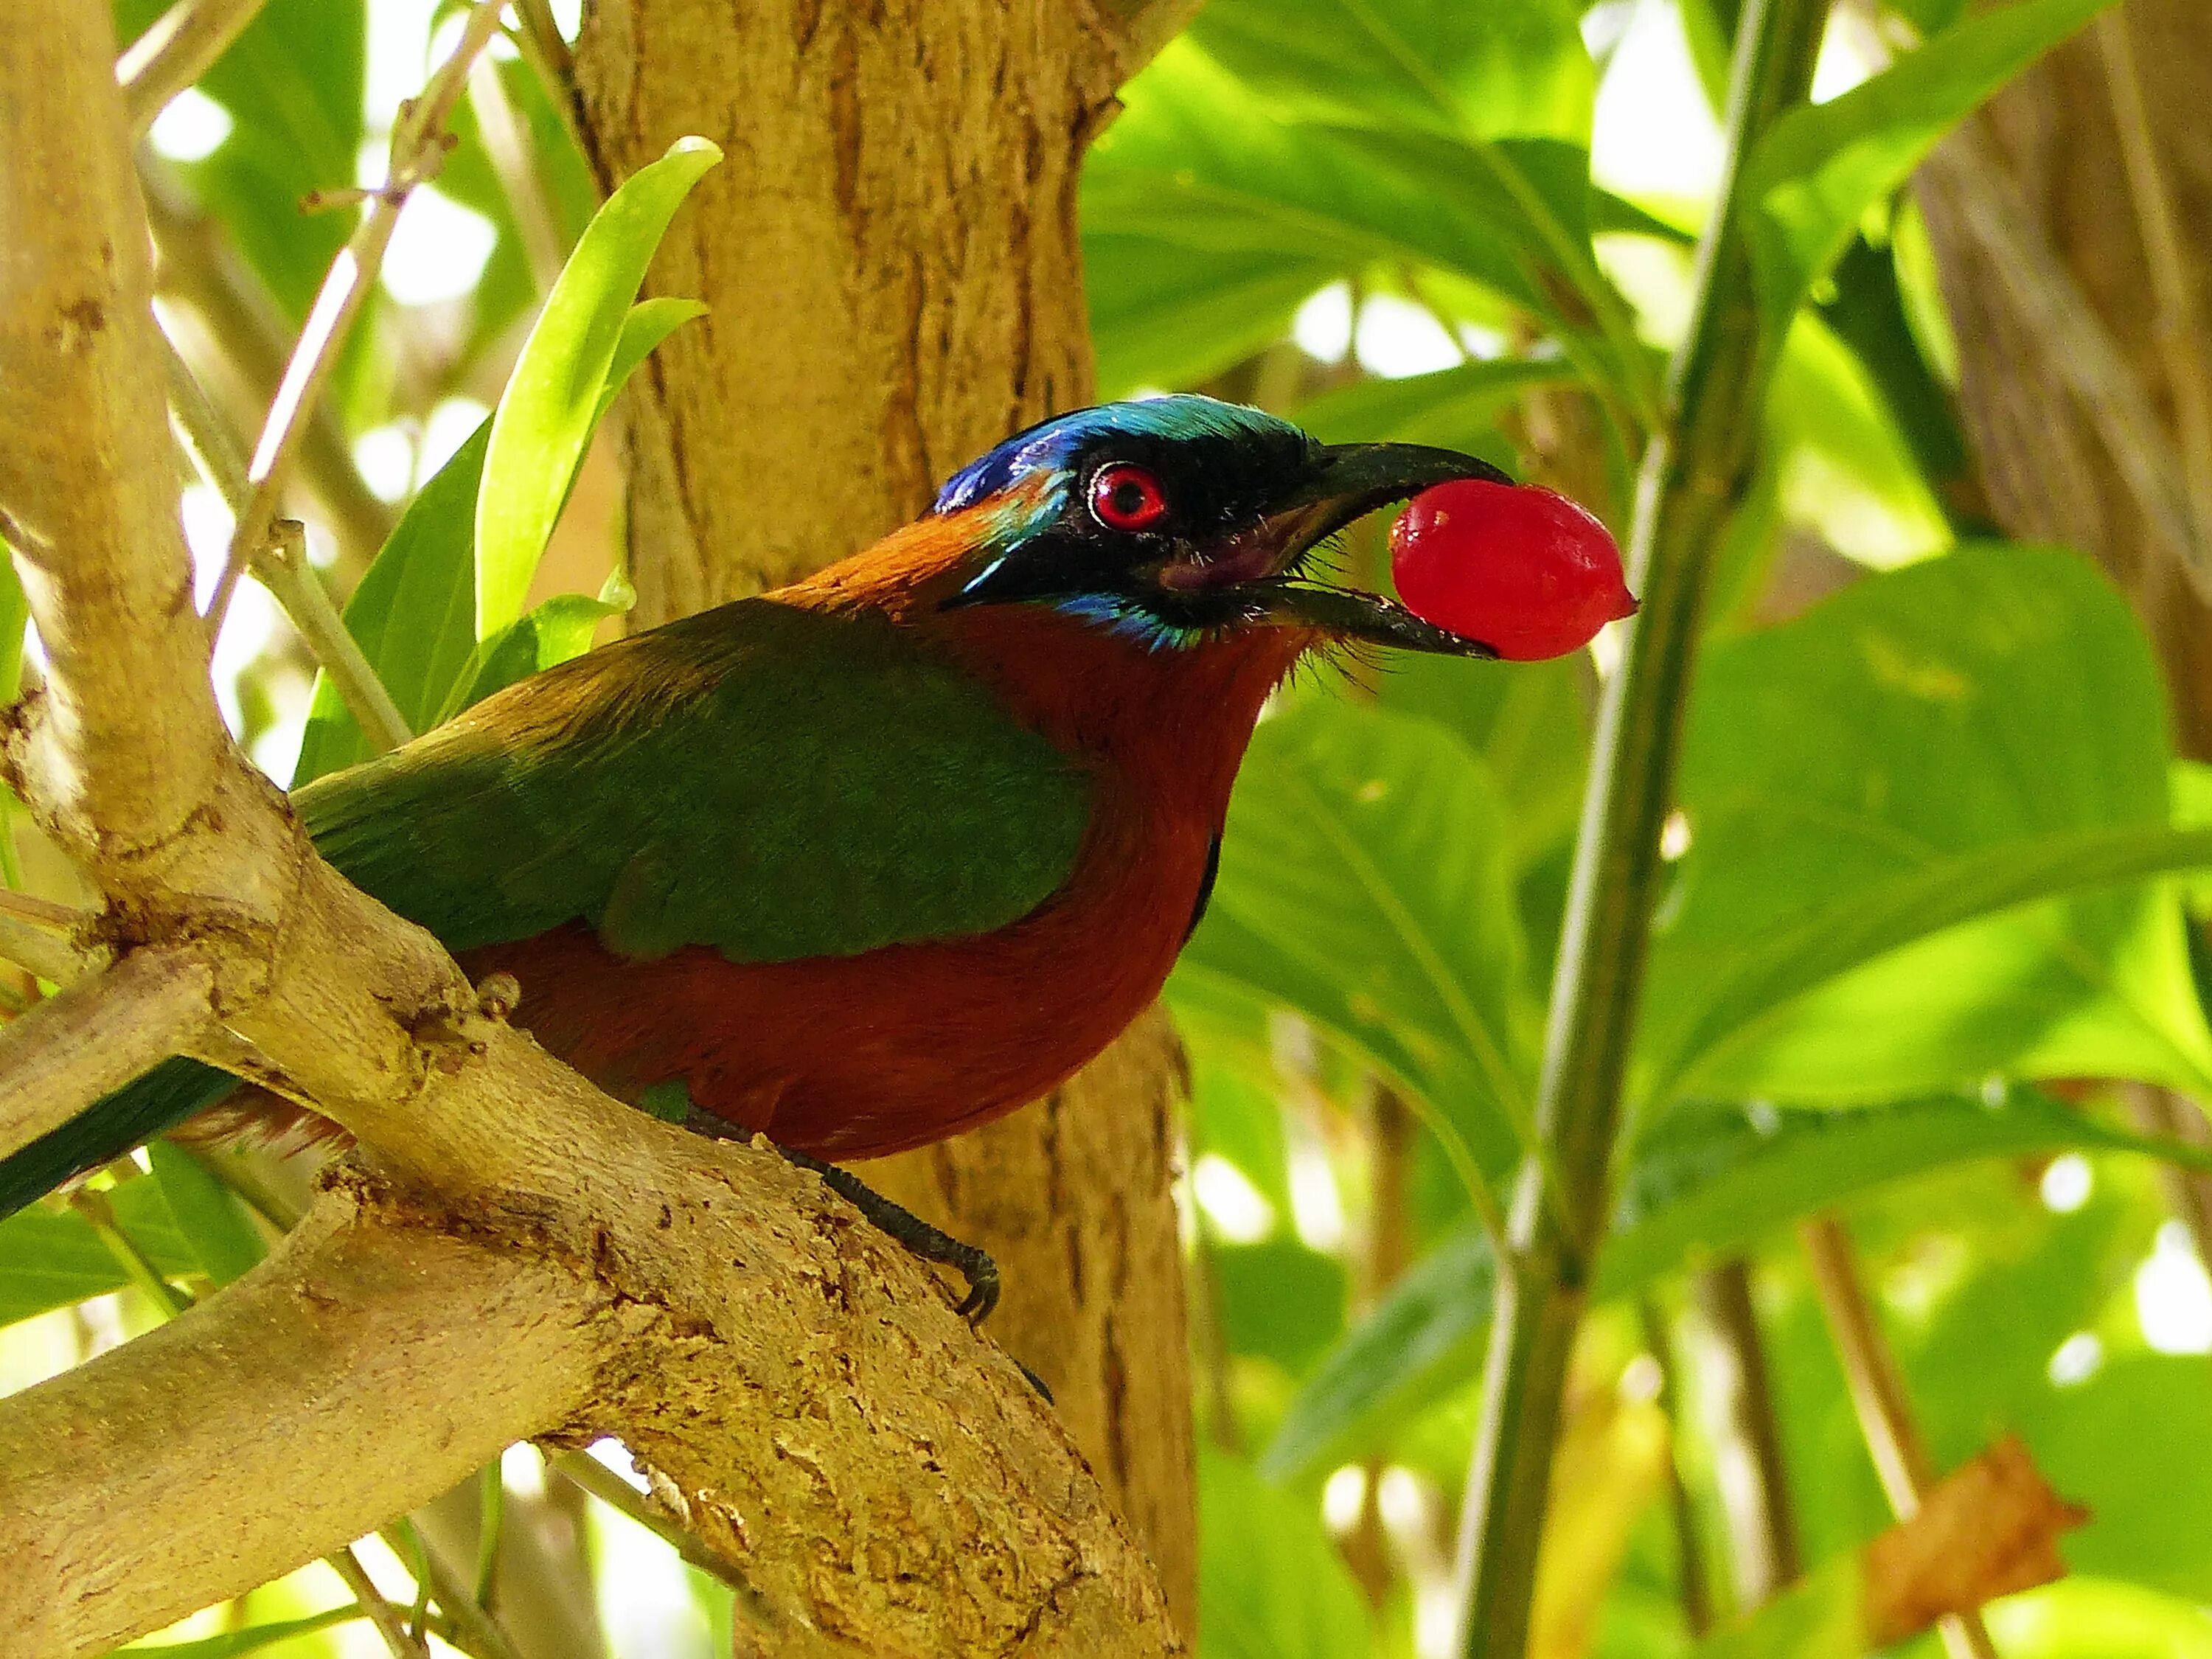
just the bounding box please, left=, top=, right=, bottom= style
left=931, top=395, right=1507, bottom=658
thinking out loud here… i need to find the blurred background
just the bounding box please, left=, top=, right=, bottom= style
left=10, top=1, right=2212, bottom=1656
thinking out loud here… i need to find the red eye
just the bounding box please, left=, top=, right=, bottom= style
left=1090, top=464, right=1169, bottom=532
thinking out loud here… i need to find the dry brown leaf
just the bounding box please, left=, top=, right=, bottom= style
left=1863, top=1435, right=2089, bottom=1646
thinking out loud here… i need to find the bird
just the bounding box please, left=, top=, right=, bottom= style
left=0, top=394, right=1505, bottom=1312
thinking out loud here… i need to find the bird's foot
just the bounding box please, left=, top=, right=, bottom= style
left=773, top=1141, right=1006, bottom=1326
left=675, top=1105, right=1015, bottom=1335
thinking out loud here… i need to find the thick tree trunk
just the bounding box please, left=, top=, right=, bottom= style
left=1915, top=0, right=2212, bottom=1261
left=1917, top=0, right=2212, bottom=743
left=570, top=1, right=1199, bottom=1630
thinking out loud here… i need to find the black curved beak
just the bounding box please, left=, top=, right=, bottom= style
left=1241, top=442, right=1510, bottom=658
left=1263, top=442, right=1512, bottom=553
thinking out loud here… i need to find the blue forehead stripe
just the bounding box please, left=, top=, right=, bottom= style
left=931, top=396, right=1304, bottom=515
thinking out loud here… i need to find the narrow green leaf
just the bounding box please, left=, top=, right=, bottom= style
left=119, top=1606, right=361, bottom=1658
left=293, top=422, right=490, bottom=785
left=437, top=577, right=636, bottom=723
left=476, top=136, right=721, bottom=640
left=591, top=296, right=708, bottom=428
left=1739, top=0, right=2115, bottom=353
left=147, top=1141, right=266, bottom=1287
left=0, top=1180, right=200, bottom=1328
left=1259, top=1220, right=1493, bottom=1478
left=0, top=550, right=27, bottom=885
left=294, top=284, right=696, bottom=787
left=0, top=551, right=26, bottom=706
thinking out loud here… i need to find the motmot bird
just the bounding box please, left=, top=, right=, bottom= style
left=0, top=396, right=1506, bottom=1307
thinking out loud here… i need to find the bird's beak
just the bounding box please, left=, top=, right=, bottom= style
left=1225, top=442, right=1512, bottom=658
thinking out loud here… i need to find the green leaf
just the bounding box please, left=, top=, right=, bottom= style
left=1739, top=0, right=2115, bottom=355
left=1987, top=1577, right=2212, bottom=1658
left=119, top=1606, right=361, bottom=1658
left=1260, top=1218, right=1492, bottom=1478
left=147, top=1141, right=265, bottom=1287
left=476, top=136, right=721, bottom=640
left=1601, top=1090, right=2204, bottom=1290
left=1645, top=543, right=2212, bottom=1107
left=1186, top=0, right=1595, bottom=144
left=1262, top=1087, right=2211, bottom=1478
left=1083, top=44, right=1621, bottom=347
left=1215, top=1239, right=1349, bottom=1375
left=293, top=284, right=697, bottom=786
left=1766, top=310, right=1951, bottom=568
left=1172, top=696, right=1534, bottom=1191
left=293, top=421, right=490, bottom=785
left=1688, top=1553, right=1861, bottom=1659
left=1292, top=357, right=1576, bottom=451
left=592, top=296, right=709, bottom=428
left=437, top=576, right=636, bottom=722
left=1198, top=1450, right=1372, bottom=1659
left=1191, top=1062, right=1293, bottom=1218
left=1085, top=238, right=1335, bottom=399
left=0, top=550, right=26, bottom=706
left=0, top=1179, right=199, bottom=1328
left=1649, top=823, right=2212, bottom=1103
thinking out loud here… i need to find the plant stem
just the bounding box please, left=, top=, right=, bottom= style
left=201, top=0, right=504, bottom=636
left=1635, top=1298, right=1711, bottom=1639
left=162, top=335, right=413, bottom=754
left=1691, top=1256, right=1801, bottom=1604
left=116, top=0, right=271, bottom=136
left=1799, top=1214, right=2002, bottom=1659
left=1447, top=4, right=1826, bottom=1655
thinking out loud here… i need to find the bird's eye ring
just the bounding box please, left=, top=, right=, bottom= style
left=1089, top=464, right=1169, bottom=532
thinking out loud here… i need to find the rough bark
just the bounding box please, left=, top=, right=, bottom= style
left=859, top=1006, right=1197, bottom=1627
left=1917, top=0, right=2212, bottom=745
left=570, top=1, right=1200, bottom=1630
left=0, top=7, right=1180, bottom=1655
left=1914, top=0, right=2212, bottom=1268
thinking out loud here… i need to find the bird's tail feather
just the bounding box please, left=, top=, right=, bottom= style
left=0, top=1057, right=237, bottom=1221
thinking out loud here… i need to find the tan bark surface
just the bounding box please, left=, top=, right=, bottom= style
left=1917, top=0, right=2212, bottom=745
left=1915, top=0, right=2212, bottom=1290
left=571, top=1, right=1200, bottom=1628
left=0, top=7, right=1183, bottom=1654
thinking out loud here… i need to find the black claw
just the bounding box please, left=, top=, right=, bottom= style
left=1014, top=1358, right=1055, bottom=1405
left=749, top=1131, right=1006, bottom=1326
left=675, top=1109, right=1052, bottom=1397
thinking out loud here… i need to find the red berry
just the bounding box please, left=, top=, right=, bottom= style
left=1389, top=480, right=1637, bottom=661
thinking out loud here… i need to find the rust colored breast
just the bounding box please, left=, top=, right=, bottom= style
left=468, top=602, right=1306, bottom=1161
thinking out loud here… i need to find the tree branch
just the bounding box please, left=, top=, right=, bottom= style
left=0, top=888, right=101, bottom=986
left=116, top=0, right=269, bottom=136
left=202, top=0, right=504, bottom=636
left=0, top=945, right=213, bottom=1161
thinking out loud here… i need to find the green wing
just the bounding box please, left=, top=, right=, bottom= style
left=295, top=599, right=1094, bottom=963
